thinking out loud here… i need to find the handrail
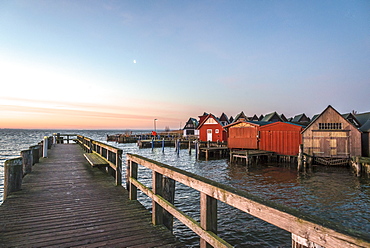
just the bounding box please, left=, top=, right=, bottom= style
left=53, top=133, right=77, bottom=144
left=126, top=153, right=370, bottom=248
left=77, top=135, right=122, bottom=186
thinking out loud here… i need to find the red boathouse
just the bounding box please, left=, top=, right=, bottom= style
left=197, top=113, right=227, bottom=142
left=225, top=121, right=304, bottom=156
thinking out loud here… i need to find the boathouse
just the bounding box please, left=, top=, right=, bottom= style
left=302, top=105, right=362, bottom=164
left=360, top=119, right=370, bottom=157
left=225, top=121, right=264, bottom=149
left=259, top=122, right=304, bottom=156
left=183, top=117, right=199, bottom=137
left=225, top=121, right=304, bottom=156
left=197, top=113, right=227, bottom=142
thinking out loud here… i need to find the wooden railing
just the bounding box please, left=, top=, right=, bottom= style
left=126, top=153, right=370, bottom=248
left=77, top=135, right=122, bottom=186
left=53, top=133, right=77, bottom=144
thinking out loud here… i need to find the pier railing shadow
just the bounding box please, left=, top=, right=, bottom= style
left=126, top=153, right=370, bottom=248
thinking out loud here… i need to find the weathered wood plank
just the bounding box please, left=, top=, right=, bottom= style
left=0, top=144, right=182, bottom=247
left=83, top=152, right=109, bottom=167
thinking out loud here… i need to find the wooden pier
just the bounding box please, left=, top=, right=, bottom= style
left=2, top=135, right=370, bottom=248
left=127, top=153, right=370, bottom=248
left=0, top=140, right=182, bottom=247
left=230, top=149, right=275, bottom=165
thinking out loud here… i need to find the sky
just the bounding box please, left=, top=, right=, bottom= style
left=1, top=0, right=369, bottom=130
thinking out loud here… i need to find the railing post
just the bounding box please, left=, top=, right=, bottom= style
left=126, top=158, right=131, bottom=190
left=4, top=157, right=23, bottom=201
left=21, top=149, right=33, bottom=175
left=152, top=171, right=163, bottom=226
left=115, top=150, right=122, bottom=186
left=43, top=136, right=48, bottom=158
left=162, top=176, right=175, bottom=231
left=129, top=161, right=138, bottom=200
left=200, top=192, right=217, bottom=248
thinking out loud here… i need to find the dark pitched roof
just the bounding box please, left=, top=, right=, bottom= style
left=219, top=113, right=229, bottom=124
left=280, top=114, right=288, bottom=122
left=342, top=113, right=361, bottom=127
left=183, top=117, right=199, bottom=130
left=233, top=111, right=248, bottom=122
left=355, top=112, right=370, bottom=126
left=261, top=112, right=283, bottom=122
left=360, top=119, right=370, bottom=132
left=292, top=113, right=310, bottom=123
left=250, top=114, right=259, bottom=121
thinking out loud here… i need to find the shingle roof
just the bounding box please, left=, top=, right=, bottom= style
left=355, top=112, right=370, bottom=126
left=359, top=119, right=370, bottom=132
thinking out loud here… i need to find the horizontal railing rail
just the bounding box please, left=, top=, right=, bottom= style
left=77, top=135, right=122, bottom=186
left=53, top=133, right=78, bottom=144
left=126, top=153, right=370, bottom=248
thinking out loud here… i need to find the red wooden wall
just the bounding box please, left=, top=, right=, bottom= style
left=259, top=122, right=303, bottom=156
left=227, top=123, right=259, bottom=149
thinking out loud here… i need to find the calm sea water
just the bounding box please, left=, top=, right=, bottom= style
left=1, top=129, right=369, bottom=247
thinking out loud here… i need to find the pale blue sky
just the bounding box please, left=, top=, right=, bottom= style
left=1, top=0, right=369, bottom=129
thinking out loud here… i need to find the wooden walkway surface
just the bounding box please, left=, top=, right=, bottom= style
left=0, top=144, right=183, bottom=248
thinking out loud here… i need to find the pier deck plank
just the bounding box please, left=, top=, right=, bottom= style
left=0, top=144, right=183, bottom=248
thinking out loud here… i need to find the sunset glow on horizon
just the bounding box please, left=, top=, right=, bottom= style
left=1, top=1, right=369, bottom=130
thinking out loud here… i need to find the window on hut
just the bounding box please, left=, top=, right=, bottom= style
left=318, top=123, right=343, bottom=130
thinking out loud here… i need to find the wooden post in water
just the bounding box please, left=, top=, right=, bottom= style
left=21, top=149, right=33, bottom=175
left=200, top=192, right=217, bottom=248
left=4, top=157, right=23, bottom=201
left=162, top=138, right=165, bottom=153
left=188, top=140, right=192, bottom=155
left=297, top=144, right=303, bottom=171
left=195, top=140, right=199, bottom=159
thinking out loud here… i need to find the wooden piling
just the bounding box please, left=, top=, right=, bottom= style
left=21, top=149, right=33, bottom=175
left=30, top=145, right=40, bottom=164
left=4, top=157, right=23, bottom=201
left=298, top=144, right=304, bottom=171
